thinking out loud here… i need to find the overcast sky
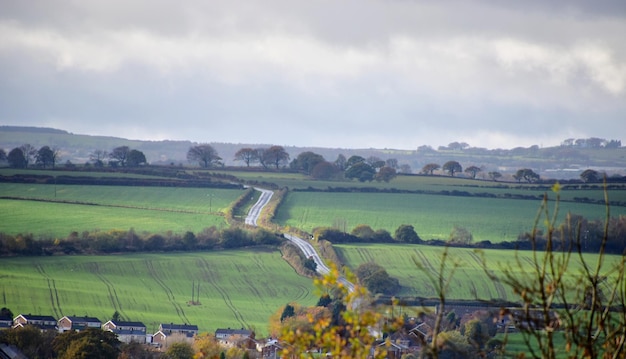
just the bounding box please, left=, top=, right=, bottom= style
left=1, top=1, right=625, bottom=150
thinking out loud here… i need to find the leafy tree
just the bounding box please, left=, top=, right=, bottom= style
left=261, top=145, right=290, bottom=169
left=0, top=307, right=13, bottom=319
left=316, top=294, right=332, bottom=307
left=280, top=304, right=296, bottom=322
left=290, top=151, right=325, bottom=174
left=375, top=166, right=397, bottom=182
left=334, top=154, right=347, bottom=171
left=7, top=147, right=27, bottom=168
left=193, top=333, right=223, bottom=359
left=187, top=144, right=221, bottom=168
left=166, top=342, right=195, bottom=359
left=109, top=146, right=131, bottom=167
left=355, top=262, right=399, bottom=295
left=278, top=264, right=397, bottom=359
left=0, top=148, right=7, bottom=162
left=35, top=146, right=59, bottom=168
left=464, top=165, right=481, bottom=179
left=463, top=319, right=490, bottom=350
left=394, top=224, right=421, bottom=243
left=303, top=257, right=317, bottom=272
left=345, top=155, right=366, bottom=168
left=345, top=162, right=375, bottom=182
left=126, top=149, right=146, bottom=167
left=54, top=329, right=120, bottom=359
left=2, top=324, right=56, bottom=359
left=515, top=168, right=540, bottom=183
left=488, top=171, right=502, bottom=181
left=351, top=224, right=376, bottom=241
left=310, top=161, right=340, bottom=180
left=234, top=147, right=258, bottom=167
left=422, top=163, right=440, bottom=175
left=366, top=156, right=385, bottom=169
left=111, top=310, right=121, bottom=322
left=580, top=169, right=600, bottom=183
left=443, top=161, right=462, bottom=176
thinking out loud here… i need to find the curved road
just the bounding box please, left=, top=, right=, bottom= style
left=244, top=188, right=274, bottom=226
left=244, top=188, right=354, bottom=292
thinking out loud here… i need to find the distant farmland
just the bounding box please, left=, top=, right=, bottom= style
left=0, top=250, right=316, bottom=335
left=275, top=190, right=626, bottom=242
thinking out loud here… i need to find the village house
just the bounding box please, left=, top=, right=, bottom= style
left=102, top=320, right=147, bottom=344
left=152, top=323, right=198, bottom=348
left=57, top=316, right=102, bottom=333
left=215, top=328, right=254, bottom=349
left=0, top=315, right=12, bottom=330
left=12, top=314, right=57, bottom=330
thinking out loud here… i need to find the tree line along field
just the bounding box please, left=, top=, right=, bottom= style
left=0, top=183, right=245, bottom=237
left=0, top=249, right=316, bottom=336
left=333, top=243, right=622, bottom=301
left=275, top=191, right=626, bottom=243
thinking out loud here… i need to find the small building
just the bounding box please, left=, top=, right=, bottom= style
left=102, top=320, right=147, bottom=344
left=152, top=323, right=198, bottom=348
left=12, top=314, right=57, bottom=330
left=57, top=316, right=102, bottom=333
left=215, top=328, right=254, bottom=349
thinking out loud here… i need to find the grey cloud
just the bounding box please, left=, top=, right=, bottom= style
left=0, top=0, right=624, bottom=150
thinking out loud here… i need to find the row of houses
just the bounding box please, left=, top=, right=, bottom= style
left=1, top=314, right=200, bottom=347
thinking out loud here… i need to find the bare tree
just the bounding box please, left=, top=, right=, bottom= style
left=234, top=147, right=258, bottom=167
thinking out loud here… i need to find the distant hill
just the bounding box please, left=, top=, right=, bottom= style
left=1, top=126, right=624, bottom=179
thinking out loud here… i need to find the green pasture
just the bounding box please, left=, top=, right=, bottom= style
left=334, top=243, right=621, bottom=301
left=0, top=184, right=245, bottom=237
left=275, top=191, right=624, bottom=242
left=0, top=250, right=316, bottom=335
left=210, top=169, right=625, bottom=203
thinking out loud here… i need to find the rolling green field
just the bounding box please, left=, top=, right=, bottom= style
left=334, top=243, right=620, bottom=300
left=275, top=191, right=624, bottom=242
left=0, top=184, right=245, bottom=237
left=0, top=249, right=316, bottom=335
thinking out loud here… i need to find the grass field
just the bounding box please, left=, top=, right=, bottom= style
left=275, top=191, right=624, bottom=242
left=0, top=249, right=316, bottom=335
left=0, top=183, right=246, bottom=237
left=211, top=169, right=626, bottom=201
left=334, top=243, right=621, bottom=301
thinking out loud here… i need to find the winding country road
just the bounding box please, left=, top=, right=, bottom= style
left=244, top=188, right=354, bottom=292
left=244, top=188, right=274, bottom=226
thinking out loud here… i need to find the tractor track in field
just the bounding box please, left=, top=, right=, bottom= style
left=467, top=251, right=508, bottom=300
left=0, top=196, right=217, bottom=215
left=86, top=262, right=125, bottom=319
left=196, top=258, right=249, bottom=329
left=144, top=259, right=190, bottom=325
left=34, top=263, right=62, bottom=318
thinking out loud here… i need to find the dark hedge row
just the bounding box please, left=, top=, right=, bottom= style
left=0, top=226, right=283, bottom=257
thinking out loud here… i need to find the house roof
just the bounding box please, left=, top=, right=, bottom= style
left=15, top=314, right=56, bottom=322
left=160, top=323, right=198, bottom=331
left=62, top=316, right=101, bottom=323
left=215, top=328, right=251, bottom=336
left=106, top=320, right=146, bottom=328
